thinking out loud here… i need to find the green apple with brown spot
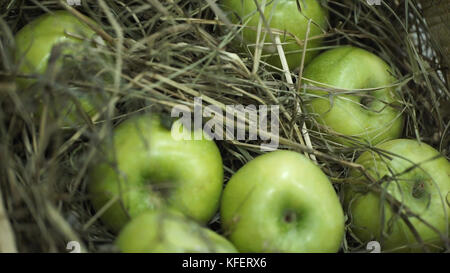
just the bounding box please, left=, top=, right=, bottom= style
left=344, top=139, right=450, bottom=252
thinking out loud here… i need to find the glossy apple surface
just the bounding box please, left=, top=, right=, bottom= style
left=344, top=139, right=450, bottom=252
left=220, top=150, right=345, bottom=252
left=302, top=46, right=404, bottom=146
left=88, top=114, right=224, bottom=232
left=116, top=210, right=238, bottom=253
left=221, top=0, right=329, bottom=70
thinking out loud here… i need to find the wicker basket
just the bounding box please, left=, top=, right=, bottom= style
left=419, top=0, right=449, bottom=82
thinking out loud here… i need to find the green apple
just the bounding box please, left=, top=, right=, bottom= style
left=15, top=10, right=98, bottom=87
left=302, top=46, right=404, bottom=146
left=88, top=114, right=224, bottom=232
left=116, top=209, right=238, bottom=253
left=344, top=139, right=450, bottom=252
left=221, top=0, right=329, bottom=70
left=14, top=10, right=104, bottom=125
left=220, top=150, right=345, bottom=252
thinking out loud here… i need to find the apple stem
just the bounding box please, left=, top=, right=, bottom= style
left=283, top=210, right=297, bottom=223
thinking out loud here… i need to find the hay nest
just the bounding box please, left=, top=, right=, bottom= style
left=0, top=0, right=448, bottom=253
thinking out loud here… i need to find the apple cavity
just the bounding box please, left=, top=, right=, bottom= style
left=220, top=150, right=345, bottom=252
left=88, top=114, right=224, bottom=232
left=344, top=139, right=450, bottom=252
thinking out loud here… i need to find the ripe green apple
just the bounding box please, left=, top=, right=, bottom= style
left=116, top=209, right=238, bottom=253
left=14, top=10, right=103, bottom=125
left=302, top=46, right=404, bottom=146
left=88, top=114, right=224, bottom=232
left=344, top=139, right=450, bottom=252
left=15, top=10, right=98, bottom=87
left=220, top=150, right=345, bottom=252
left=221, top=0, right=329, bottom=70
